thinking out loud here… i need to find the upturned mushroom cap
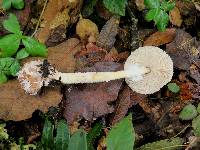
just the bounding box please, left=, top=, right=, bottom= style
left=124, top=46, right=173, bottom=94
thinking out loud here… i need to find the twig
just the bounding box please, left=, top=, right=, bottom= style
left=172, top=124, right=190, bottom=138
left=31, top=0, right=48, bottom=37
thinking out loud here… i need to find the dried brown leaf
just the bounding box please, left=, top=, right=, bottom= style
left=0, top=80, right=62, bottom=121
left=189, top=83, right=200, bottom=99
left=135, top=0, right=145, bottom=11
left=190, top=64, right=200, bottom=85
left=111, top=86, right=131, bottom=125
left=35, top=0, right=69, bottom=43
left=63, top=62, right=123, bottom=124
left=166, top=29, right=199, bottom=70
left=176, top=0, right=196, bottom=16
left=169, top=7, right=182, bottom=27
left=97, top=16, right=119, bottom=51
left=143, top=28, right=176, bottom=46
left=35, top=0, right=82, bottom=44
left=76, top=18, right=99, bottom=43
left=47, top=38, right=82, bottom=72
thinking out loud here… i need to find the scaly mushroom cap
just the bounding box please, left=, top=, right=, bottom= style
left=18, top=60, right=52, bottom=95
left=124, top=46, right=173, bottom=94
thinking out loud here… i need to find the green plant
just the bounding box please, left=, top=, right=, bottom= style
left=2, top=0, right=25, bottom=10
left=106, top=114, right=135, bottom=150
left=0, top=13, right=47, bottom=83
left=136, top=137, right=184, bottom=150
left=144, top=0, right=175, bottom=31
left=103, top=0, right=127, bottom=16
left=167, top=82, right=180, bottom=93
left=41, top=119, right=87, bottom=150
left=87, top=123, right=103, bottom=150
left=179, top=102, right=200, bottom=137
left=179, top=104, right=198, bottom=121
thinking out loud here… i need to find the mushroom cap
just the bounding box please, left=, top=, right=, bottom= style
left=124, top=46, right=173, bottom=94
left=18, top=60, right=52, bottom=95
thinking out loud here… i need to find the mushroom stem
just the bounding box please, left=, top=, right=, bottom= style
left=51, top=63, right=150, bottom=84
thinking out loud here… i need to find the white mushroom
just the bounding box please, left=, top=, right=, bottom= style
left=18, top=46, right=173, bottom=95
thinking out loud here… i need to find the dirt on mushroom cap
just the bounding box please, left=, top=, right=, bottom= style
left=125, top=46, right=173, bottom=94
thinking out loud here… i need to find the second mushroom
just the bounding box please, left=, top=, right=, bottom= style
left=18, top=46, right=173, bottom=95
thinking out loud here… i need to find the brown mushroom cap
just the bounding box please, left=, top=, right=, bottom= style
left=124, top=46, right=173, bottom=94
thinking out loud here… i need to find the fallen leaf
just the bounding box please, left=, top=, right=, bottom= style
left=35, top=0, right=69, bottom=43
left=76, top=18, right=99, bottom=43
left=45, top=24, right=67, bottom=47
left=176, top=0, right=196, bottom=16
left=63, top=61, right=123, bottom=124
left=0, top=80, right=62, bottom=121
left=35, top=0, right=82, bottom=44
left=97, top=16, right=119, bottom=51
left=190, top=64, right=200, bottom=84
left=194, top=2, right=200, bottom=12
left=135, top=0, right=145, bottom=11
left=189, top=83, right=200, bottom=100
left=179, top=82, right=192, bottom=101
left=75, top=43, right=107, bottom=69
left=143, top=28, right=176, bottom=46
left=47, top=38, right=82, bottom=72
left=111, top=86, right=131, bottom=125
left=169, top=7, right=182, bottom=27
left=166, top=29, right=199, bottom=70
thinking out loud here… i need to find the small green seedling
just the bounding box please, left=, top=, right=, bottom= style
left=0, top=13, right=47, bottom=58
left=0, top=13, right=47, bottom=83
left=179, top=104, right=198, bottom=121
left=2, top=0, right=25, bottom=10
left=167, top=82, right=180, bottom=93
left=144, top=0, right=175, bottom=31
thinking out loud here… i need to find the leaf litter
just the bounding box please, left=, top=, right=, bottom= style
left=3, top=0, right=200, bottom=149
left=63, top=61, right=123, bottom=124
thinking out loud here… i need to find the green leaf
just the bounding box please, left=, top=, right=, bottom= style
left=22, top=36, right=47, bottom=57
left=192, top=115, right=200, bottom=136
left=16, top=48, right=29, bottom=60
left=144, top=0, right=160, bottom=9
left=0, top=124, right=9, bottom=140
left=156, top=11, right=169, bottom=31
left=82, top=0, right=98, bottom=17
left=87, top=123, right=103, bottom=150
left=55, top=120, right=70, bottom=150
left=2, top=0, right=11, bottom=10
left=0, top=57, right=20, bottom=76
left=103, top=0, right=127, bottom=16
left=136, top=137, right=183, bottom=150
left=179, top=104, right=197, bottom=121
left=145, top=8, right=160, bottom=22
left=68, top=129, right=87, bottom=150
left=197, top=103, right=200, bottom=114
left=160, top=1, right=175, bottom=12
left=0, top=73, right=7, bottom=84
left=41, top=119, right=54, bottom=149
left=0, top=34, right=21, bottom=57
left=167, top=83, right=180, bottom=93
left=9, top=60, right=20, bottom=76
left=3, top=13, right=21, bottom=34
left=106, top=114, right=135, bottom=150
left=12, top=0, right=25, bottom=9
